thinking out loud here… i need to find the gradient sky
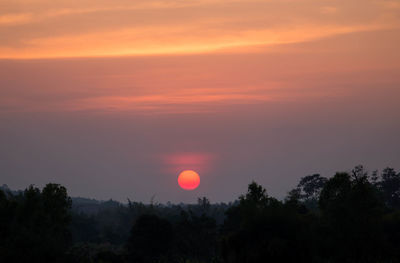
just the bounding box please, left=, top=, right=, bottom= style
left=1, top=0, right=400, bottom=203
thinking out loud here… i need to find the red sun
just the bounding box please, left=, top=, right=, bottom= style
left=178, top=170, right=200, bottom=190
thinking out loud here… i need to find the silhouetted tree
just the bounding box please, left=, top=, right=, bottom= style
left=319, top=170, right=385, bottom=262
left=126, top=214, right=173, bottom=263
left=379, top=167, right=400, bottom=209
left=4, top=166, right=400, bottom=263
left=0, top=184, right=72, bottom=262
left=288, top=174, right=327, bottom=210
left=172, top=210, right=218, bottom=262
left=222, top=181, right=312, bottom=263
left=198, top=196, right=211, bottom=214
left=298, top=174, right=327, bottom=200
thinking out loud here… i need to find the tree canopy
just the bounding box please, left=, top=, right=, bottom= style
left=2, top=166, right=400, bottom=262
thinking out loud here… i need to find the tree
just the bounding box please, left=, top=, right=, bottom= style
left=173, top=210, right=218, bottom=262
left=0, top=183, right=72, bottom=262
left=318, top=171, right=385, bottom=262
left=287, top=174, right=327, bottom=211
left=351, top=165, right=369, bottom=182
left=298, top=174, right=327, bottom=200
left=126, top=214, right=173, bottom=263
left=197, top=197, right=211, bottom=214
left=239, top=181, right=269, bottom=205
left=379, top=167, right=400, bottom=209
left=222, top=182, right=312, bottom=263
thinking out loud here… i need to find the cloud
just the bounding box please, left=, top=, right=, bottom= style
left=0, top=87, right=273, bottom=114
left=0, top=13, right=32, bottom=26
left=0, top=0, right=399, bottom=58
left=0, top=23, right=388, bottom=59
left=1, top=25, right=399, bottom=115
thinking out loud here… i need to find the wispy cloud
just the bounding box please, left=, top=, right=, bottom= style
left=1, top=0, right=399, bottom=115
left=1, top=23, right=389, bottom=59
left=0, top=86, right=274, bottom=114
left=1, top=0, right=399, bottom=58
left=0, top=13, right=32, bottom=26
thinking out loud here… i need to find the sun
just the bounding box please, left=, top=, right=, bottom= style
left=178, top=170, right=200, bottom=190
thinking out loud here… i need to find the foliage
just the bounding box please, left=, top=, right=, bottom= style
left=2, top=165, right=400, bottom=262
left=378, top=167, right=400, bottom=209
left=0, top=183, right=72, bottom=262
left=126, top=214, right=173, bottom=263
left=287, top=173, right=327, bottom=211
left=318, top=170, right=385, bottom=262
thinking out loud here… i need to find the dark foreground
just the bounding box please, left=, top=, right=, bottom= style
left=1, top=165, right=400, bottom=263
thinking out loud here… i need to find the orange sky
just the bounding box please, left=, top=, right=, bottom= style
left=1, top=0, right=400, bottom=202
left=1, top=0, right=399, bottom=59
left=1, top=0, right=400, bottom=114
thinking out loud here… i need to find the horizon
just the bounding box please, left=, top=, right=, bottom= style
left=0, top=165, right=397, bottom=204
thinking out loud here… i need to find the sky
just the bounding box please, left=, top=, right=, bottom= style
left=1, top=0, right=400, bottom=203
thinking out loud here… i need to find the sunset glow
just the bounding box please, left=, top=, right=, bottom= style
left=1, top=0, right=400, bottom=115
left=0, top=0, right=399, bottom=203
left=1, top=0, right=399, bottom=59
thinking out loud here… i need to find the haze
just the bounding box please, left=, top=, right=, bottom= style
left=1, top=0, right=400, bottom=203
